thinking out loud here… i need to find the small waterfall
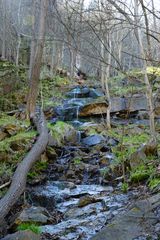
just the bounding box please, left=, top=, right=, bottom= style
left=76, top=130, right=81, bottom=143
left=76, top=105, right=80, bottom=121
left=73, top=86, right=80, bottom=99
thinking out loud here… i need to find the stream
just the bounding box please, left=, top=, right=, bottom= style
left=28, top=86, right=160, bottom=240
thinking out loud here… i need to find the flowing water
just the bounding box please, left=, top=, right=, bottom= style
left=31, top=86, right=157, bottom=240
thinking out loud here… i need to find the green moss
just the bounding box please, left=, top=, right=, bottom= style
left=0, top=162, right=13, bottom=179
left=130, top=165, right=155, bottom=183
left=17, top=223, right=41, bottom=234
left=0, top=131, right=36, bottom=152
left=73, top=157, right=82, bottom=165
left=148, top=178, right=160, bottom=190
left=48, top=121, right=74, bottom=146
left=28, top=158, right=48, bottom=180
left=0, top=113, right=30, bottom=127
left=121, top=182, right=129, bottom=193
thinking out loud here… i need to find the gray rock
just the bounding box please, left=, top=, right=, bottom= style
left=111, top=95, right=147, bottom=113
left=82, top=135, right=106, bottom=146
left=89, top=88, right=104, bottom=98
left=66, top=87, right=90, bottom=98
left=91, top=198, right=158, bottom=240
left=1, top=230, right=40, bottom=240
left=15, top=206, right=51, bottom=224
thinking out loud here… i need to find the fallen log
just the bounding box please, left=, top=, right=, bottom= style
left=0, top=110, right=48, bottom=225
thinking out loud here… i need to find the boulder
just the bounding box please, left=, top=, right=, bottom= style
left=129, top=149, right=146, bottom=169
left=1, top=230, right=40, bottom=240
left=49, top=121, right=78, bottom=147
left=78, top=195, right=100, bottom=207
left=82, top=134, right=106, bottom=146
left=129, top=139, right=157, bottom=169
left=79, top=100, right=108, bottom=117
left=89, top=88, right=104, bottom=98
left=66, top=87, right=90, bottom=98
left=91, top=198, right=158, bottom=240
left=15, top=206, right=51, bottom=225
left=111, top=95, right=147, bottom=113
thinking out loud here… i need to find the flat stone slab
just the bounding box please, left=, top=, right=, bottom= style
left=91, top=194, right=160, bottom=240
left=111, top=95, right=147, bottom=113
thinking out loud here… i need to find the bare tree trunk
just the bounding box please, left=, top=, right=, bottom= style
left=139, top=0, right=152, bottom=62
left=16, top=0, right=22, bottom=66
left=100, top=40, right=105, bottom=91
left=151, top=0, right=157, bottom=31
left=69, top=47, right=76, bottom=79
left=105, top=36, right=112, bottom=129
left=134, top=0, right=155, bottom=139
left=27, top=0, right=48, bottom=118
left=1, top=0, right=6, bottom=60
left=28, top=0, right=37, bottom=81
left=0, top=111, right=48, bottom=225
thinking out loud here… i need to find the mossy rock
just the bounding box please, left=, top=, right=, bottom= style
left=48, top=121, right=77, bottom=147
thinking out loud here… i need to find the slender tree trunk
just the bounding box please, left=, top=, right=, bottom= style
left=105, top=36, right=112, bottom=129
left=100, top=40, right=105, bottom=91
left=2, top=0, right=6, bottom=60
left=139, top=0, right=152, bottom=62
left=134, top=0, right=155, bottom=139
left=28, top=0, right=37, bottom=81
left=16, top=0, right=22, bottom=66
left=27, top=0, right=48, bottom=118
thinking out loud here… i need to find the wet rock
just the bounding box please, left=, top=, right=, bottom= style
left=55, top=105, right=80, bottom=121
left=1, top=230, right=40, bottom=240
left=78, top=195, right=100, bottom=207
left=82, top=135, right=106, bottom=146
left=89, top=88, right=104, bottom=98
left=91, top=198, right=158, bottom=240
left=66, top=87, right=90, bottom=98
left=15, top=206, right=51, bottom=225
left=79, top=99, right=108, bottom=117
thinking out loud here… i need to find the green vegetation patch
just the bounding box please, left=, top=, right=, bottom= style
left=130, top=164, right=155, bottom=183
left=48, top=121, right=76, bottom=147
left=148, top=178, right=160, bottom=190
left=17, top=223, right=42, bottom=234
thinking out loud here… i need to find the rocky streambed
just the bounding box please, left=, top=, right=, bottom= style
left=2, top=85, right=160, bottom=240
